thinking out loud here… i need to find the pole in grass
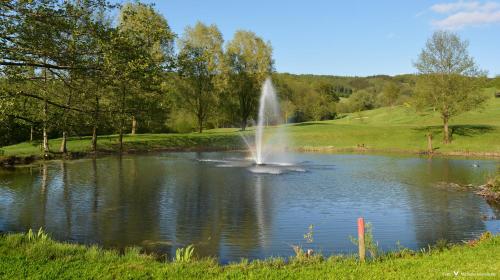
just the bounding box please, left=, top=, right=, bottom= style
left=358, top=217, right=365, bottom=262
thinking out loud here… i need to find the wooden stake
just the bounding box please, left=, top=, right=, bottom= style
left=358, top=217, right=365, bottom=262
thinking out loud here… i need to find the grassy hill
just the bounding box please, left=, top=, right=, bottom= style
left=334, top=94, right=500, bottom=126
left=1, top=95, right=499, bottom=158
left=285, top=95, right=500, bottom=154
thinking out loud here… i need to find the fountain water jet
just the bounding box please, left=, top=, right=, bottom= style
left=251, top=78, right=290, bottom=165
left=204, top=78, right=301, bottom=174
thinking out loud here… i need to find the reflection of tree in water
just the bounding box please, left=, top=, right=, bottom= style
left=170, top=160, right=272, bottom=259
left=0, top=163, right=50, bottom=233
left=401, top=158, right=487, bottom=248
left=93, top=156, right=166, bottom=251
left=62, top=161, right=71, bottom=239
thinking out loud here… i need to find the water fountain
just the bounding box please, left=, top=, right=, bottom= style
left=242, top=78, right=304, bottom=174
left=200, top=77, right=304, bottom=174
left=253, top=78, right=288, bottom=165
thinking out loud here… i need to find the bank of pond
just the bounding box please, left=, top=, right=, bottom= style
left=0, top=230, right=498, bottom=279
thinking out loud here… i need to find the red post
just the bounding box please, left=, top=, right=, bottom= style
left=358, top=217, right=365, bottom=262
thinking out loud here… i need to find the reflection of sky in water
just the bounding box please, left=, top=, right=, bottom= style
left=0, top=152, right=498, bottom=263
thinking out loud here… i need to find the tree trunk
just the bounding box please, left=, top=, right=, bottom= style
left=131, top=116, right=137, bottom=135
left=119, top=126, right=124, bottom=153
left=30, top=126, right=33, bottom=142
left=241, top=118, right=247, bottom=131
left=91, top=126, right=98, bottom=152
left=119, top=85, right=126, bottom=152
left=42, top=100, right=50, bottom=157
left=42, top=126, right=49, bottom=155
left=91, top=95, right=99, bottom=153
left=198, top=117, right=203, bottom=133
left=427, top=132, right=433, bottom=154
left=60, top=131, right=67, bottom=154
left=443, top=116, right=450, bottom=144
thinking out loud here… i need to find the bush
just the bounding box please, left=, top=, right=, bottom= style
left=167, top=110, right=197, bottom=133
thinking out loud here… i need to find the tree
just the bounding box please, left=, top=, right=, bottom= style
left=0, top=0, right=113, bottom=155
left=347, top=90, right=375, bottom=112
left=176, top=22, right=224, bottom=133
left=226, top=30, right=273, bottom=130
left=378, top=82, right=400, bottom=107
left=414, top=31, right=486, bottom=144
left=315, top=82, right=340, bottom=103
left=118, top=2, right=174, bottom=135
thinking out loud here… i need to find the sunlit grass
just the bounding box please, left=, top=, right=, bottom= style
left=0, top=231, right=498, bottom=279
left=2, top=97, right=499, bottom=157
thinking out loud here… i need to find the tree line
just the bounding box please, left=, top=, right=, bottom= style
left=0, top=0, right=274, bottom=152
left=1, top=1, right=497, bottom=151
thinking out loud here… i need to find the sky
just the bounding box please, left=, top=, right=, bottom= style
left=130, top=0, right=500, bottom=77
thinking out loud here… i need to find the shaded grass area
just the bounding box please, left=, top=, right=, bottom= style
left=1, top=97, right=499, bottom=158
left=0, top=132, right=246, bottom=157
left=0, top=231, right=498, bottom=279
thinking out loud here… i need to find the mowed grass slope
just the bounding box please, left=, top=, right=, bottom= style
left=287, top=95, right=500, bottom=153
left=2, top=95, right=499, bottom=157
left=0, top=232, right=499, bottom=280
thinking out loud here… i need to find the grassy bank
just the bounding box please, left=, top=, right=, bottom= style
left=0, top=231, right=498, bottom=279
left=1, top=97, right=499, bottom=159
left=0, top=132, right=245, bottom=157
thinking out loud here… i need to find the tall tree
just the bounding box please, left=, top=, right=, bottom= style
left=118, top=2, right=174, bottom=135
left=0, top=0, right=112, bottom=155
left=1, top=0, right=75, bottom=156
left=176, top=22, right=224, bottom=133
left=414, top=31, right=486, bottom=144
left=225, top=30, right=273, bottom=130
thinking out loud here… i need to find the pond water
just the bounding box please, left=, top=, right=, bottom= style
left=0, top=152, right=498, bottom=263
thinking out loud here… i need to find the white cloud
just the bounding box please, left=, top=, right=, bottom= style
left=429, top=1, right=500, bottom=29
left=433, top=10, right=500, bottom=29
left=431, top=1, right=481, bottom=13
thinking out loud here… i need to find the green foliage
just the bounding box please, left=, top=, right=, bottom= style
left=434, top=239, right=450, bottom=252
left=344, top=90, right=376, bottom=112
left=0, top=2, right=497, bottom=155
left=176, top=22, right=225, bottom=133
left=175, top=244, right=195, bottom=263
left=304, top=224, right=314, bottom=243
left=378, top=82, right=400, bottom=106
left=414, top=31, right=487, bottom=144
left=1, top=96, right=499, bottom=157
left=26, top=228, right=48, bottom=242
left=350, top=222, right=380, bottom=258
left=225, top=30, right=273, bottom=129
left=486, top=166, right=500, bottom=193
left=167, top=110, right=198, bottom=133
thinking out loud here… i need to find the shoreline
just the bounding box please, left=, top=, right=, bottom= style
left=1, top=144, right=499, bottom=168
left=0, top=230, right=498, bottom=279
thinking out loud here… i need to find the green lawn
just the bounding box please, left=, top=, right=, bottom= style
left=0, top=231, right=498, bottom=279
left=2, top=96, right=499, bottom=158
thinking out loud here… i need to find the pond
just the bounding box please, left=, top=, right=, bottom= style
left=0, top=152, right=498, bottom=263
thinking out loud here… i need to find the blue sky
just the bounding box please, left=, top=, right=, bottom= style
left=131, top=0, right=500, bottom=77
